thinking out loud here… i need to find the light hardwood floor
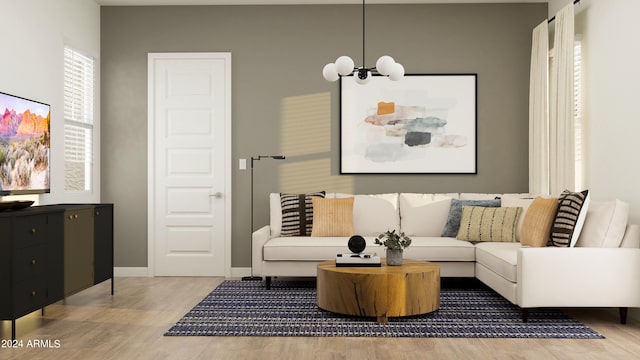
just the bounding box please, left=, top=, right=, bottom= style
left=2, top=277, right=640, bottom=360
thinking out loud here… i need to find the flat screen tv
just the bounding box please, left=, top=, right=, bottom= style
left=0, top=91, right=50, bottom=195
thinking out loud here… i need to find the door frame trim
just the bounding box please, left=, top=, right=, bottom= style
left=146, top=52, right=232, bottom=277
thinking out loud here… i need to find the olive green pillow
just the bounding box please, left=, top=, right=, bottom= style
left=457, top=206, right=522, bottom=242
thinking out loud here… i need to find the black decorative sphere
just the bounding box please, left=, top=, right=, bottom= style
left=348, top=235, right=366, bottom=254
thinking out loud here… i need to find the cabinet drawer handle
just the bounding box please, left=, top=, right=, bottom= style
left=31, top=291, right=36, bottom=297
left=31, top=259, right=37, bottom=265
left=75, top=214, right=79, bottom=219
left=31, top=228, right=36, bottom=234
left=96, top=211, right=100, bottom=216
left=68, top=215, right=73, bottom=220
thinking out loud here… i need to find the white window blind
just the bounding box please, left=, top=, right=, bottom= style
left=574, top=39, right=583, bottom=190
left=548, top=38, right=584, bottom=191
left=64, top=46, right=94, bottom=192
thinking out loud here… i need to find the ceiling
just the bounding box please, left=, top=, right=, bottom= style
left=94, top=0, right=547, bottom=6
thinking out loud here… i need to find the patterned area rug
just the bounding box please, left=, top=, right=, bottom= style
left=165, top=280, right=604, bottom=338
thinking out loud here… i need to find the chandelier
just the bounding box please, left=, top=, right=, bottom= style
left=322, top=0, right=404, bottom=85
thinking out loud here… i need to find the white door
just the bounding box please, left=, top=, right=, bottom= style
left=148, top=53, right=231, bottom=276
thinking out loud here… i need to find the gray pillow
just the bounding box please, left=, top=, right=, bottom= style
left=441, top=199, right=501, bottom=237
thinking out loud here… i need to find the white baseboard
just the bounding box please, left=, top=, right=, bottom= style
left=231, top=267, right=251, bottom=278
left=114, top=266, right=253, bottom=278
left=114, top=267, right=150, bottom=277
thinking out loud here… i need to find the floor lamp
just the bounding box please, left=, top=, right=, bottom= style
left=242, top=155, right=286, bottom=281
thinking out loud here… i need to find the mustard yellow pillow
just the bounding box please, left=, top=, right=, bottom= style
left=456, top=206, right=522, bottom=242
left=311, top=197, right=355, bottom=237
left=520, top=196, right=559, bottom=247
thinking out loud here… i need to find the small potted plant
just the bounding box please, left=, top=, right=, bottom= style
left=375, top=229, right=412, bottom=266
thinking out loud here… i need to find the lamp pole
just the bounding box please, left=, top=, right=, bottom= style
left=242, top=155, right=285, bottom=281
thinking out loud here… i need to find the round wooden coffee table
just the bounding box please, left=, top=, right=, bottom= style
left=316, top=259, right=440, bottom=322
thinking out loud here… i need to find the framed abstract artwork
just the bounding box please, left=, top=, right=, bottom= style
left=340, top=74, right=477, bottom=174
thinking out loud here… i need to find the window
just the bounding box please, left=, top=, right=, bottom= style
left=574, top=38, right=583, bottom=190
left=548, top=38, right=584, bottom=191
left=64, top=46, right=94, bottom=192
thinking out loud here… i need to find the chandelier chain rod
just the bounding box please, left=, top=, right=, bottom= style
left=362, top=0, right=366, bottom=70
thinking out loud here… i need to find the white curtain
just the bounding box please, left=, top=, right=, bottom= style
left=549, top=4, right=575, bottom=194
left=529, top=21, right=549, bottom=195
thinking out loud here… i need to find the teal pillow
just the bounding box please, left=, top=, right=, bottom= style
left=441, top=199, right=501, bottom=237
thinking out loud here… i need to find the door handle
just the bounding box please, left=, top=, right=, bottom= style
left=210, top=192, right=223, bottom=199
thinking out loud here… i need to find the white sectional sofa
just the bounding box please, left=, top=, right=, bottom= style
left=252, top=192, right=640, bottom=323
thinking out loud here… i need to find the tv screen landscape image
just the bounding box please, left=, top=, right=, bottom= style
left=0, top=91, right=50, bottom=195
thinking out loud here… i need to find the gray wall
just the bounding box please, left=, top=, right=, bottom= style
left=101, top=4, right=546, bottom=268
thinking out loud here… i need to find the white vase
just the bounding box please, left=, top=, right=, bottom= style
left=386, top=248, right=403, bottom=266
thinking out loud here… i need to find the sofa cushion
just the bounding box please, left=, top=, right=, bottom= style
left=500, top=193, right=533, bottom=199
left=399, top=193, right=454, bottom=237
left=402, top=237, right=476, bottom=261
left=263, top=236, right=476, bottom=262
left=459, top=193, right=500, bottom=200
left=475, top=242, right=521, bottom=283
left=500, top=197, right=534, bottom=241
left=576, top=199, right=629, bottom=248
left=280, top=192, right=326, bottom=237
left=347, top=193, right=400, bottom=236
left=263, top=236, right=375, bottom=261
left=550, top=189, right=590, bottom=247
left=456, top=206, right=522, bottom=242
left=441, top=199, right=501, bottom=237
left=459, top=193, right=530, bottom=200
left=270, top=193, right=283, bottom=237
left=520, top=196, right=559, bottom=247
left=311, top=197, right=355, bottom=237
left=620, top=224, right=640, bottom=248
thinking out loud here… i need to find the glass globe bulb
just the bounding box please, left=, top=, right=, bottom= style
left=335, top=56, right=355, bottom=76
left=376, top=56, right=395, bottom=76
left=354, top=69, right=371, bottom=85
left=389, top=63, right=405, bottom=81
left=322, top=63, right=339, bottom=82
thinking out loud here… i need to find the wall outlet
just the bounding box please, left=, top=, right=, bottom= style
left=239, top=158, right=247, bottom=170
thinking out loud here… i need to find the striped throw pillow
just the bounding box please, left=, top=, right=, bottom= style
left=550, top=189, right=590, bottom=247
left=441, top=199, right=501, bottom=237
left=280, top=192, right=325, bottom=237
left=456, top=206, right=522, bottom=242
